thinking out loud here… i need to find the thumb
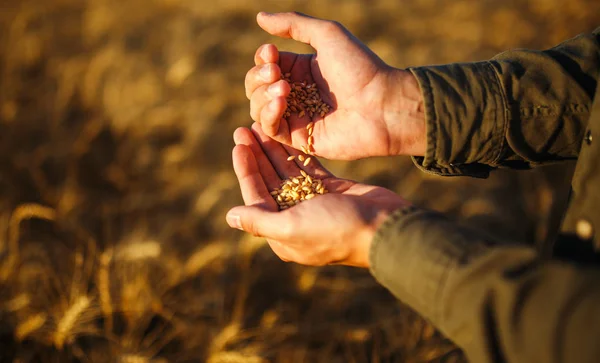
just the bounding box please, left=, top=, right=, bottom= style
left=226, top=205, right=289, bottom=239
left=256, top=11, right=343, bottom=49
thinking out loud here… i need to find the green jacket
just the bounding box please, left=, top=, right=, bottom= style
left=370, top=27, right=600, bottom=362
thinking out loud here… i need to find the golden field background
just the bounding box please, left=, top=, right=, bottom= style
left=0, top=0, right=599, bottom=361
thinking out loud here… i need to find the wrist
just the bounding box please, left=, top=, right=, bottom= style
left=381, top=68, right=427, bottom=157
left=351, top=201, right=411, bottom=268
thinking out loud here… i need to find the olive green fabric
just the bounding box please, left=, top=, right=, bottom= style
left=410, top=28, right=600, bottom=177
left=369, top=27, right=600, bottom=362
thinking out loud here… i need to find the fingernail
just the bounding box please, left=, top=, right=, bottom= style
left=226, top=212, right=243, bottom=230
left=259, top=64, right=272, bottom=80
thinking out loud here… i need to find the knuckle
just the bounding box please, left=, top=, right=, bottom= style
left=246, top=67, right=262, bottom=85
left=245, top=220, right=262, bottom=237
left=254, top=45, right=267, bottom=65
left=244, top=77, right=253, bottom=99
left=260, top=104, right=274, bottom=123
left=324, top=20, right=343, bottom=34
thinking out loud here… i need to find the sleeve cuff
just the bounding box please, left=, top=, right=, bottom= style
left=411, top=156, right=492, bottom=178
left=408, top=61, right=509, bottom=178
left=369, top=206, right=493, bottom=324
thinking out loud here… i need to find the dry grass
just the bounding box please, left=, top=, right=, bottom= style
left=0, top=0, right=598, bottom=361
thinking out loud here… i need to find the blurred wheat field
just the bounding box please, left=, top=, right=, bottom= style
left=0, top=0, right=599, bottom=361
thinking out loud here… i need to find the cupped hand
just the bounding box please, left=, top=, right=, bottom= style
left=226, top=123, right=410, bottom=268
left=245, top=12, right=426, bottom=160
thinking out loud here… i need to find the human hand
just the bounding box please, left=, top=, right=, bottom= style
left=245, top=12, right=426, bottom=160
left=225, top=123, right=411, bottom=268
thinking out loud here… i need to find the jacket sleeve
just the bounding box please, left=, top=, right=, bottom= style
left=369, top=207, right=600, bottom=363
left=409, top=27, right=600, bottom=178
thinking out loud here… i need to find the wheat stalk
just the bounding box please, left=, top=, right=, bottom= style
left=183, top=242, right=229, bottom=277
left=15, top=313, right=47, bottom=341
left=5, top=293, right=30, bottom=312
left=98, top=249, right=113, bottom=333
left=207, top=351, right=267, bottom=363
left=210, top=323, right=241, bottom=354
left=2, top=204, right=56, bottom=280
left=54, top=295, right=91, bottom=348
left=116, top=241, right=161, bottom=261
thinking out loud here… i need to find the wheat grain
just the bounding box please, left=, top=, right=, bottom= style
left=286, top=155, right=295, bottom=161
left=270, top=172, right=328, bottom=210
left=303, top=157, right=311, bottom=167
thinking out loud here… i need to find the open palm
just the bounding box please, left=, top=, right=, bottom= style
left=226, top=123, right=409, bottom=267
left=245, top=12, right=424, bottom=160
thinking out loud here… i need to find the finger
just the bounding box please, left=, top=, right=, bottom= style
left=226, top=205, right=291, bottom=240
left=256, top=12, right=342, bottom=49
left=254, top=43, right=279, bottom=66
left=245, top=62, right=281, bottom=100
left=251, top=122, right=302, bottom=179
left=281, top=144, right=333, bottom=179
left=232, top=144, right=277, bottom=210
left=260, top=97, right=288, bottom=139
left=233, top=127, right=281, bottom=191
left=249, top=80, right=290, bottom=124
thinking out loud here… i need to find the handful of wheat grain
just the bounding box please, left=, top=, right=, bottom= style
left=281, top=73, right=331, bottom=121
left=270, top=170, right=328, bottom=210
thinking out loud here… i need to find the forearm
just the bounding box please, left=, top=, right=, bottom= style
left=370, top=208, right=600, bottom=362
left=397, top=27, right=600, bottom=177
